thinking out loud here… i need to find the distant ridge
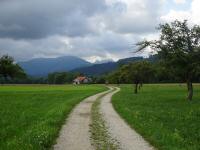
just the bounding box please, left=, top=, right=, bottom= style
left=18, top=56, right=92, bottom=76
left=18, top=55, right=157, bottom=77
left=71, top=56, right=144, bottom=76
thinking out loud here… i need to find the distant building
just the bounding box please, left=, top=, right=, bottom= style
left=73, top=76, right=92, bottom=84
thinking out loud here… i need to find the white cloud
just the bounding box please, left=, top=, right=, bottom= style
left=161, top=0, right=200, bottom=25
left=191, top=0, right=200, bottom=24
left=174, top=0, right=186, bottom=4
left=161, top=10, right=190, bottom=22
left=103, top=0, right=163, bottom=34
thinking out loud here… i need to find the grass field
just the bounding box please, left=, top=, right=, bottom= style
left=0, top=84, right=107, bottom=150
left=112, top=84, right=200, bottom=150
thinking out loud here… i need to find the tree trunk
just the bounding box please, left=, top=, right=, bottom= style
left=117, top=80, right=120, bottom=86
left=138, top=82, right=143, bottom=90
left=140, top=83, right=143, bottom=87
left=187, top=80, right=193, bottom=101
left=134, top=83, right=138, bottom=94
left=3, top=74, right=8, bottom=84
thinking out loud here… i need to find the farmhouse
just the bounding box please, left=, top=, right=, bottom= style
left=73, top=76, right=91, bottom=84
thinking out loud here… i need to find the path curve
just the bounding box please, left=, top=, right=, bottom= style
left=54, top=88, right=112, bottom=150
left=100, top=87, right=155, bottom=150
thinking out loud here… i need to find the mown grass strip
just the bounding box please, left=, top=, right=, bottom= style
left=90, top=87, right=120, bottom=150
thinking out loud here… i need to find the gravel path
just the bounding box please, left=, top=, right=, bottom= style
left=54, top=86, right=154, bottom=150
left=53, top=89, right=111, bottom=150
left=100, top=87, right=155, bottom=150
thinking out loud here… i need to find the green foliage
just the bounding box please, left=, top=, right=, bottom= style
left=152, top=62, right=179, bottom=83
left=106, top=59, right=200, bottom=84
left=112, top=84, right=200, bottom=150
left=137, top=20, right=200, bottom=80
left=93, top=75, right=107, bottom=84
left=0, top=55, right=26, bottom=80
left=159, top=20, right=200, bottom=81
left=137, top=20, right=200, bottom=100
left=107, top=71, right=122, bottom=84
left=0, top=84, right=107, bottom=150
left=122, top=61, right=154, bottom=84
left=47, top=72, right=80, bottom=84
left=107, top=61, right=154, bottom=84
left=107, top=61, right=154, bottom=93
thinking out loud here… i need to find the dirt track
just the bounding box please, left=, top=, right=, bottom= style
left=100, top=87, right=154, bottom=150
left=53, top=89, right=111, bottom=150
left=54, top=87, right=154, bottom=150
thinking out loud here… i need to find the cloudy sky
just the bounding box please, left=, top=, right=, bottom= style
left=0, top=0, right=199, bottom=62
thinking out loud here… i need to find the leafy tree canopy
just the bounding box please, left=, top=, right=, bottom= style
left=0, top=55, right=26, bottom=80
left=137, top=20, right=200, bottom=100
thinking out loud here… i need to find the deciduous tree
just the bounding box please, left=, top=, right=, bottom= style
left=137, top=20, right=200, bottom=100
left=120, top=61, right=154, bottom=93
left=0, top=55, right=26, bottom=80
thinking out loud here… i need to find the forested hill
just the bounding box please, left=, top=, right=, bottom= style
left=18, top=55, right=158, bottom=77
left=71, top=56, right=149, bottom=76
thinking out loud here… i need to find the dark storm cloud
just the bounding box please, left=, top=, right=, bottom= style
left=0, top=0, right=107, bottom=39
left=103, top=0, right=162, bottom=34
left=0, top=0, right=167, bottom=62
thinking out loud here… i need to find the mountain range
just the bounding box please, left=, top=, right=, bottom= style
left=18, top=55, right=152, bottom=77
left=71, top=57, right=144, bottom=76
left=18, top=56, right=91, bottom=76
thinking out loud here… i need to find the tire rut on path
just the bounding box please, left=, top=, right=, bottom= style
left=53, top=88, right=112, bottom=150
left=100, top=87, right=155, bottom=150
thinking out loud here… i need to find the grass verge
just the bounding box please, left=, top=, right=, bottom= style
left=90, top=87, right=120, bottom=150
left=0, top=84, right=107, bottom=150
left=112, top=84, right=200, bottom=150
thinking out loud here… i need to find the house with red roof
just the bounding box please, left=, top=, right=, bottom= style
left=73, top=76, right=91, bottom=84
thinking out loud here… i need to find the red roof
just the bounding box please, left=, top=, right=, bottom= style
left=75, top=76, right=87, bottom=82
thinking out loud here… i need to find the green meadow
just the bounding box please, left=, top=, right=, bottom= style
left=112, top=84, right=200, bottom=150
left=0, top=84, right=107, bottom=150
